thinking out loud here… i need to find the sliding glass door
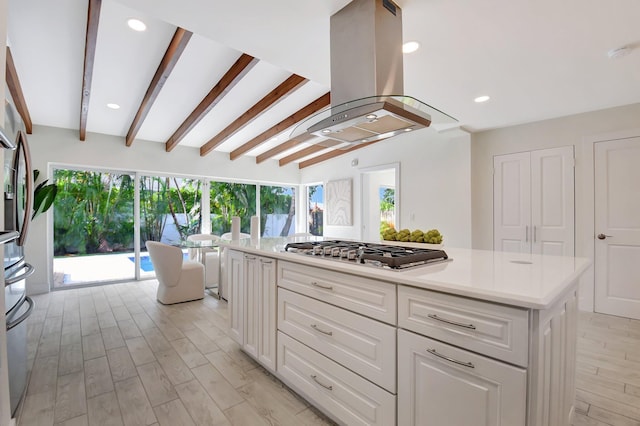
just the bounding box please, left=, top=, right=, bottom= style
left=52, top=169, right=135, bottom=287
left=52, top=169, right=204, bottom=287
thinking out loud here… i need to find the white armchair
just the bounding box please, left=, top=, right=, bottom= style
left=186, top=234, right=221, bottom=288
left=146, top=241, right=205, bottom=304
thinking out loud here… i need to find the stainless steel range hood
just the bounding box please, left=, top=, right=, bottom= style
left=292, top=0, right=456, bottom=145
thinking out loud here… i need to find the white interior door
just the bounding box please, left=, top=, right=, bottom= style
left=594, top=137, right=640, bottom=319
left=494, top=152, right=531, bottom=253
left=530, top=146, right=575, bottom=256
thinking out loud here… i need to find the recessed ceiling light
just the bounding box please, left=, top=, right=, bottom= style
left=106, top=103, right=120, bottom=110
left=127, top=18, right=147, bottom=32
left=404, top=128, right=413, bottom=132
left=607, top=46, right=632, bottom=59
left=402, top=41, right=420, bottom=54
left=474, top=95, right=490, bottom=103
left=322, top=129, right=332, bottom=134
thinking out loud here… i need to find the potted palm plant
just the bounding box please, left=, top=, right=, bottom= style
left=32, top=169, right=58, bottom=219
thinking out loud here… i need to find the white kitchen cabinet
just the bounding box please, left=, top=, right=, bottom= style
left=278, top=331, right=396, bottom=426
left=227, top=249, right=244, bottom=345
left=494, top=146, right=574, bottom=256
left=398, top=329, right=527, bottom=426
left=398, top=286, right=529, bottom=366
left=278, top=288, right=396, bottom=392
left=227, top=250, right=277, bottom=372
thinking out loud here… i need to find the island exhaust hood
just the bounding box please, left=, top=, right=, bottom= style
left=292, top=0, right=456, bottom=145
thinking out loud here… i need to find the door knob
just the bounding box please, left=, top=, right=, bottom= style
left=597, top=233, right=612, bottom=240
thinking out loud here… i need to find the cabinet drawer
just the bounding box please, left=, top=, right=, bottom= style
left=398, top=329, right=526, bottom=426
left=278, top=261, right=396, bottom=324
left=277, top=332, right=396, bottom=426
left=278, top=288, right=396, bottom=392
left=398, top=286, right=529, bottom=366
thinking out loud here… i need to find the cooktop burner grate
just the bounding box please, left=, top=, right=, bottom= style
left=283, top=240, right=448, bottom=269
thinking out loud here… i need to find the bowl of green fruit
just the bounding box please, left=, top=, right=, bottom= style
left=380, top=226, right=444, bottom=249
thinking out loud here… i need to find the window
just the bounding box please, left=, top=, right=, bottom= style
left=307, top=184, right=323, bottom=236
left=209, top=182, right=257, bottom=234
left=260, top=185, right=295, bottom=237
left=139, top=175, right=203, bottom=245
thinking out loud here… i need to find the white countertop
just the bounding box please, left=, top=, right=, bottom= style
left=219, top=237, right=591, bottom=310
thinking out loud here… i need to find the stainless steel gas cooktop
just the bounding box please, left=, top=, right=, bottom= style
left=283, top=240, right=449, bottom=270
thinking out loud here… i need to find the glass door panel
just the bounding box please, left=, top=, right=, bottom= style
left=139, top=176, right=202, bottom=279
left=260, top=185, right=296, bottom=237
left=52, top=169, right=135, bottom=287
left=209, top=182, right=257, bottom=235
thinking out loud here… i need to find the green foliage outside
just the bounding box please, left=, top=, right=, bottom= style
left=380, top=187, right=395, bottom=213
left=53, top=170, right=201, bottom=256
left=260, top=185, right=295, bottom=237
left=54, top=170, right=136, bottom=255
left=52, top=170, right=296, bottom=256
left=210, top=182, right=256, bottom=234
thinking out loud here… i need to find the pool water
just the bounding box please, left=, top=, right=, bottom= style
left=128, top=254, right=188, bottom=272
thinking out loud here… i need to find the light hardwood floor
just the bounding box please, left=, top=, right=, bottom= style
left=18, top=280, right=334, bottom=426
left=16, top=280, right=640, bottom=426
left=573, top=311, right=640, bottom=426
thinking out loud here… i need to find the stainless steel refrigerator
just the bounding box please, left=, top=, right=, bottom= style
left=1, top=96, right=35, bottom=417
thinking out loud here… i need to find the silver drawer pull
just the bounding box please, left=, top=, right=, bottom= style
left=310, top=374, right=333, bottom=390
left=427, top=348, right=475, bottom=369
left=245, top=255, right=256, bottom=260
left=427, top=314, right=476, bottom=330
left=310, top=281, right=333, bottom=290
left=310, top=324, right=333, bottom=336
left=260, top=259, right=273, bottom=264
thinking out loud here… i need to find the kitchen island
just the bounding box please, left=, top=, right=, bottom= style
left=219, top=237, right=591, bottom=426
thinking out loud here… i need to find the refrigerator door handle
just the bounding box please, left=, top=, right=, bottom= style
left=16, top=131, right=33, bottom=247
left=5, top=262, right=35, bottom=285
left=6, top=296, right=33, bottom=331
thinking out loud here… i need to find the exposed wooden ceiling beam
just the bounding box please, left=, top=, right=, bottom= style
left=229, top=92, right=330, bottom=160
left=298, top=141, right=379, bottom=169
left=255, top=133, right=315, bottom=164
left=126, top=27, right=192, bottom=147
left=79, top=0, right=102, bottom=141
left=5, top=47, right=33, bottom=134
left=279, top=144, right=331, bottom=166
left=200, top=74, right=308, bottom=156
left=165, top=53, right=258, bottom=152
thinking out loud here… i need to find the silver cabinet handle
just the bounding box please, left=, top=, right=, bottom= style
left=260, top=259, right=273, bottom=264
left=310, top=374, right=333, bottom=390
left=310, top=281, right=333, bottom=290
left=310, top=324, right=333, bottom=336
left=525, top=225, right=529, bottom=243
left=427, top=348, right=475, bottom=368
left=533, top=226, right=537, bottom=243
left=245, top=255, right=256, bottom=260
left=427, top=314, right=476, bottom=330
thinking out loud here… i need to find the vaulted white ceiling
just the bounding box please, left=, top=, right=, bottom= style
left=6, top=0, right=640, bottom=167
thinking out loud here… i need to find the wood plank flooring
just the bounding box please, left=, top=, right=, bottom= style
left=18, top=281, right=333, bottom=426
left=16, top=280, right=640, bottom=426
left=573, top=311, right=640, bottom=426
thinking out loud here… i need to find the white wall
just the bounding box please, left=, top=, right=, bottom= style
left=471, top=102, right=640, bottom=311
left=300, top=128, right=472, bottom=248
left=25, top=125, right=301, bottom=294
